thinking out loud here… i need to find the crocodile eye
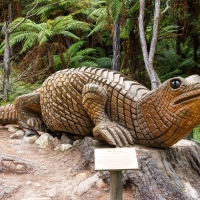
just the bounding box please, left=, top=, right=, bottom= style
left=170, top=79, right=181, bottom=89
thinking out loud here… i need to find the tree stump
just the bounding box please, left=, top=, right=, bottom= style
left=125, top=140, right=200, bottom=199
left=78, top=137, right=200, bottom=199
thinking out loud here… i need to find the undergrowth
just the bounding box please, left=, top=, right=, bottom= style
left=0, top=67, right=42, bottom=105
left=193, top=125, right=200, bottom=142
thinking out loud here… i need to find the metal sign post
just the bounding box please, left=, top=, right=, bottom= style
left=94, top=148, right=139, bottom=200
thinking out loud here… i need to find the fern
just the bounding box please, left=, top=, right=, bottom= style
left=95, top=47, right=107, bottom=57
left=158, top=25, right=179, bottom=39
left=75, top=48, right=97, bottom=57
left=9, top=32, right=32, bottom=45
left=88, top=21, right=107, bottom=36
left=21, top=36, right=37, bottom=53
left=76, top=61, right=99, bottom=68
left=52, top=16, right=91, bottom=33
left=68, top=41, right=85, bottom=57
left=109, top=0, right=122, bottom=21
left=95, top=57, right=112, bottom=68
left=89, top=8, right=106, bottom=22
left=156, top=40, right=198, bottom=82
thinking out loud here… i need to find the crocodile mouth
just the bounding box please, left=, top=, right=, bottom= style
left=174, top=90, right=200, bottom=105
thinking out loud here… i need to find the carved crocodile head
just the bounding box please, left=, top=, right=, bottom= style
left=137, top=75, right=200, bottom=148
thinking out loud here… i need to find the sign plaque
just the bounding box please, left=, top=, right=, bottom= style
left=94, top=147, right=139, bottom=171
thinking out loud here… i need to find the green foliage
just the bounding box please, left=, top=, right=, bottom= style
left=88, top=7, right=107, bottom=36
left=53, top=41, right=112, bottom=69
left=193, top=125, right=200, bottom=142
left=120, top=1, right=139, bottom=39
left=0, top=15, right=91, bottom=55
left=108, top=0, right=122, bottom=22
left=95, top=57, right=112, bottom=69
left=53, top=41, right=98, bottom=69
left=95, top=47, right=107, bottom=57
left=156, top=39, right=198, bottom=82
left=0, top=68, right=41, bottom=105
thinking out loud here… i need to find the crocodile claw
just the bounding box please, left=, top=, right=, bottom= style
left=93, top=122, right=133, bottom=147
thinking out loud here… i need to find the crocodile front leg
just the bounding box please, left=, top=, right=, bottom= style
left=82, top=84, right=133, bottom=147
left=14, top=91, right=46, bottom=132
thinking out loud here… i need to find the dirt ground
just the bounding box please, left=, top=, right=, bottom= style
left=0, top=126, right=134, bottom=200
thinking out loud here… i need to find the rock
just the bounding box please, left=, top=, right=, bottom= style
left=51, top=137, right=61, bottom=147
left=15, top=164, right=26, bottom=171
left=75, top=173, right=87, bottom=182
left=73, top=139, right=81, bottom=145
left=35, top=133, right=54, bottom=148
left=8, top=126, right=20, bottom=133
left=0, top=181, right=19, bottom=199
left=73, top=173, right=99, bottom=196
left=38, top=136, right=51, bottom=148
left=0, top=154, right=35, bottom=173
left=35, top=133, right=53, bottom=144
left=26, top=181, right=32, bottom=186
left=23, top=135, right=39, bottom=143
left=61, top=133, right=73, bottom=144
left=54, top=144, right=72, bottom=152
left=96, top=178, right=108, bottom=188
left=54, top=144, right=62, bottom=151
left=10, top=130, right=25, bottom=139
left=25, top=129, right=39, bottom=137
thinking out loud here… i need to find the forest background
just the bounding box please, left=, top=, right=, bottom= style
left=0, top=0, right=200, bottom=141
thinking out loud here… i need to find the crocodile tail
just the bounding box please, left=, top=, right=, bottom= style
left=0, top=104, right=18, bottom=125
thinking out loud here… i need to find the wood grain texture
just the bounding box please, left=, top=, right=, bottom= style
left=1, top=68, right=200, bottom=148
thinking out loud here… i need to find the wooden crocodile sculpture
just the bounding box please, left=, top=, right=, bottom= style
left=1, top=67, right=200, bottom=148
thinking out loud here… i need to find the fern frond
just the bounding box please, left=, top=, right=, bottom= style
left=179, top=58, right=197, bottom=69
left=89, top=8, right=106, bottom=22
left=109, top=0, right=122, bottom=21
left=52, top=16, right=73, bottom=32
left=160, top=69, right=181, bottom=81
left=95, top=57, right=112, bottom=68
left=88, top=21, right=107, bottom=36
left=95, top=47, right=107, bottom=57
left=75, top=61, right=99, bottom=68
left=60, top=31, right=80, bottom=40
left=63, top=21, right=91, bottom=32
left=70, top=55, right=85, bottom=63
left=75, top=48, right=97, bottom=57
left=68, top=41, right=85, bottom=57
left=20, top=35, right=37, bottom=53
left=9, top=32, right=34, bottom=46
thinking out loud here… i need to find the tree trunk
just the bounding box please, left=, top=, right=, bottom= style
left=8, top=2, right=13, bottom=57
left=78, top=138, right=200, bottom=199
left=2, top=22, right=10, bottom=101
left=138, top=0, right=161, bottom=90
left=125, top=140, right=200, bottom=199
left=112, top=16, right=121, bottom=71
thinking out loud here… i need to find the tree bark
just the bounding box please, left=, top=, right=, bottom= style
left=2, top=22, right=10, bottom=101
left=112, top=16, right=121, bottom=71
left=78, top=137, right=200, bottom=199
left=125, top=141, right=200, bottom=199
left=8, top=2, right=13, bottom=57
left=138, top=0, right=161, bottom=90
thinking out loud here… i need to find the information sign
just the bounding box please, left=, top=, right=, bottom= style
left=94, top=147, right=139, bottom=171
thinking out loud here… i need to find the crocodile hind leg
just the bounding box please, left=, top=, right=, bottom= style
left=14, top=91, right=46, bottom=132
left=82, top=84, right=133, bottom=147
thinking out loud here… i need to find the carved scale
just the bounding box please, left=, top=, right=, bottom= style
left=1, top=67, right=200, bottom=148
